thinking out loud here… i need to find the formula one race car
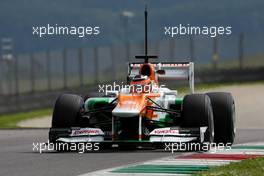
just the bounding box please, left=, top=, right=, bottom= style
left=49, top=9, right=235, bottom=150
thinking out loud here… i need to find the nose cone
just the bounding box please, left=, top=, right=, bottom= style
left=112, top=105, right=141, bottom=117
left=112, top=95, right=145, bottom=117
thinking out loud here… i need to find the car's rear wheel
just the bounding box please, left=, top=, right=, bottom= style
left=182, top=94, right=214, bottom=143
left=206, top=92, right=235, bottom=145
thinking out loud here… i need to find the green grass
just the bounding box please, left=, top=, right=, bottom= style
left=196, top=54, right=264, bottom=70
left=196, top=157, right=264, bottom=176
left=175, top=80, right=264, bottom=96
left=0, top=108, right=52, bottom=128
left=195, top=80, right=264, bottom=90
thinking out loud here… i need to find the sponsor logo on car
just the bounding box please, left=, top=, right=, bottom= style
left=151, top=128, right=179, bottom=135
left=71, top=128, right=104, bottom=136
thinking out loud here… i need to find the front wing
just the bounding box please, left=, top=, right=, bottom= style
left=49, top=126, right=207, bottom=145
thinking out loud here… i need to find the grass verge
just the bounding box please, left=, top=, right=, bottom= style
left=0, top=108, right=52, bottom=128
left=196, top=157, right=264, bottom=176
left=176, top=80, right=264, bottom=95
left=196, top=54, right=264, bottom=70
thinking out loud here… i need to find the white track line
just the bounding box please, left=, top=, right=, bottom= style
left=78, top=156, right=189, bottom=176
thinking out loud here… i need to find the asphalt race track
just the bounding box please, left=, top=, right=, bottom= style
left=0, top=129, right=264, bottom=176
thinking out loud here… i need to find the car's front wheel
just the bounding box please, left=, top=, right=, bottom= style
left=182, top=94, right=214, bottom=143
left=51, top=94, right=84, bottom=128
left=49, top=94, right=84, bottom=146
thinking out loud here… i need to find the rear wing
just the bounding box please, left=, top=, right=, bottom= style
left=128, top=62, right=194, bottom=93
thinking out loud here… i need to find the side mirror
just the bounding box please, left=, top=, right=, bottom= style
left=156, top=69, right=165, bottom=75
